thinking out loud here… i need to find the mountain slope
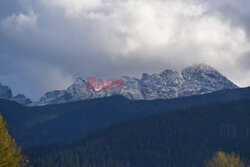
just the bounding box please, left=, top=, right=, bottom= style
left=0, top=87, right=250, bottom=146
left=26, top=100, right=250, bottom=167
left=37, top=64, right=238, bottom=105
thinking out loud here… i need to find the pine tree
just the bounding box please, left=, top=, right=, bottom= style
left=0, top=115, right=21, bottom=167
left=204, top=151, right=246, bottom=167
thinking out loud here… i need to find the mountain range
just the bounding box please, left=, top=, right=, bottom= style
left=0, top=64, right=238, bottom=106
left=37, top=64, right=238, bottom=105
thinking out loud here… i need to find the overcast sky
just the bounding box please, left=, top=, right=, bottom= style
left=0, top=0, right=250, bottom=100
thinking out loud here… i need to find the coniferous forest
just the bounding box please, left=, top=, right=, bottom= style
left=25, top=100, right=250, bottom=167
left=1, top=87, right=250, bottom=147
left=0, top=88, right=250, bottom=167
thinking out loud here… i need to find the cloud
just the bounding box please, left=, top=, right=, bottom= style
left=202, top=0, right=250, bottom=36
left=0, top=0, right=250, bottom=100
left=1, top=10, right=37, bottom=32
left=42, top=0, right=102, bottom=17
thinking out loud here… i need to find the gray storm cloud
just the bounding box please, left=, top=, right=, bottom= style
left=0, top=0, right=250, bottom=100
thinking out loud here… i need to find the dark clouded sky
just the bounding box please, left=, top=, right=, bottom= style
left=0, top=0, right=250, bottom=100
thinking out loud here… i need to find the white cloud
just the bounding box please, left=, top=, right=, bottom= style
left=42, top=0, right=102, bottom=17
left=1, top=0, right=250, bottom=99
left=52, top=0, right=250, bottom=76
left=1, top=10, right=37, bottom=31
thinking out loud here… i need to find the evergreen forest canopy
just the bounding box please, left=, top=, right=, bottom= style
left=25, top=100, right=250, bottom=167
left=1, top=87, right=250, bottom=147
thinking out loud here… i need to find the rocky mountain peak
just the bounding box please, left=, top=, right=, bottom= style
left=142, top=73, right=150, bottom=80
left=12, top=94, right=32, bottom=106
left=181, top=64, right=217, bottom=76
left=160, top=69, right=176, bottom=77
left=0, top=83, right=32, bottom=105
left=67, top=78, right=88, bottom=96
left=0, top=83, right=13, bottom=99
left=179, top=64, right=238, bottom=96
left=74, top=77, right=87, bottom=85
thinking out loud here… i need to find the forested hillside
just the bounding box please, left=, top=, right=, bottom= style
left=1, top=87, right=250, bottom=146
left=26, top=100, right=250, bottom=167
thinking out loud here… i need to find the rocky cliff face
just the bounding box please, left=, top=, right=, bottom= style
left=179, top=64, right=237, bottom=96
left=0, top=83, right=13, bottom=99
left=37, top=90, right=72, bottom=106
left=37, top=64, right=238, bottom=105
left=67, top=77, right=96, bottom=101
left=0, top=84, right=32, bottom=105
left=12, top=94, right=32, bottom=106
